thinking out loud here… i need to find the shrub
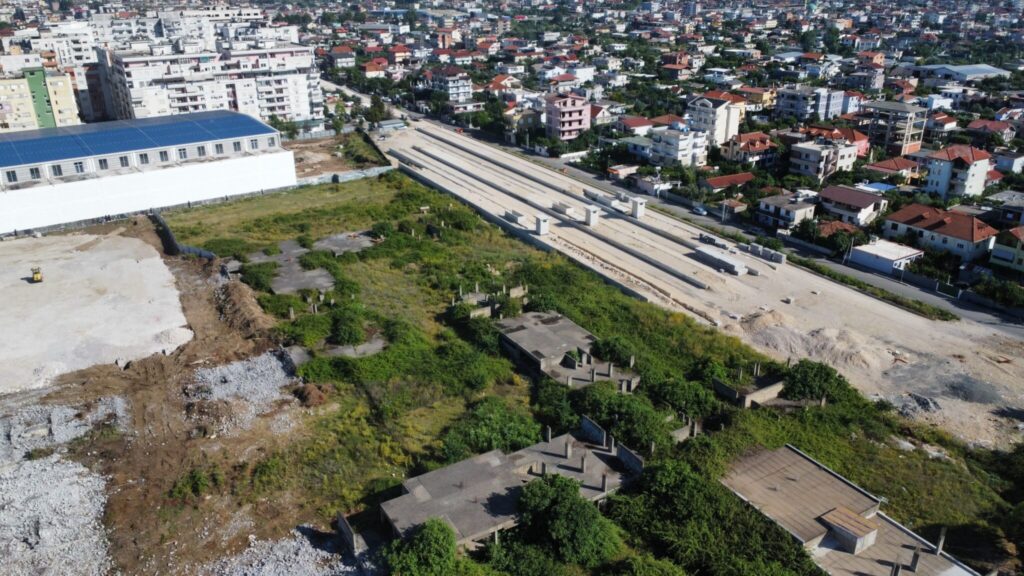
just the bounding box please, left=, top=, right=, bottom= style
left=381, top=518, right=457, bottom=576
left=203, top=237, right=257, bottom=261
left=240, top=262, right=278, bottom=293
left=250, top=454, right=287, bottom=493
left=439, top=397, right=540, bottom=463
left=517, top=474, right=623, bottom=567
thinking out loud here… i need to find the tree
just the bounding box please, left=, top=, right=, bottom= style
left=383, top=518, right=457, bottom=576
left=518, top=474, right=622, bottom=567
left=603, top=555, right=688, bottom=576
left=780, top=359, right=855, bottom=403
left=440, top=397, right=540, bottom=462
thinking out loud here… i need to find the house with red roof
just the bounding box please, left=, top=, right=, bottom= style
left=863, top=157, right=920, bottom=180
left=327, top=45, right=356, bottom=68
left=803, top=125, right=870, bottom=157
left=991, top=226, right=1024, bottom=273
left=923, top=145, right=993, bottom=199
left=616, top=116, right=655, bottom=136
left=721, top=132, right=778, bottom=168
left=884, top=203, right=998, bottom=261
left=700, top=172, right=756, bottom=193
left=484, top=74, right=522, bottom=97
left=387, top=44, right=411, bottom=65
left=966, top=119, right=1016, bottom=143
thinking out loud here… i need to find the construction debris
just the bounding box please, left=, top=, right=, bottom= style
left=196, top=528, right=363, bottom=576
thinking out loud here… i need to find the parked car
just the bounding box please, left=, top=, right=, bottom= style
left=692, top=206, right=708, bottom=216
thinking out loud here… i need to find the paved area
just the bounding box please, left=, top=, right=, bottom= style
left=247, top=232, right=373, bottom=294
left=0, top=233, right=193, bottom=395
left=381, top=118, right=1024, bottom=447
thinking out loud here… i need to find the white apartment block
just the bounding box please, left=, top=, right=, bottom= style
left=789, top=139, right=858, bottom=182
left=649, top=127, right=708, bottom=167
left=922, top=145, right=991, bottom=199
left=429, top=67, right=473, bottom=103
left=686, top=96, right=741, bottom=147
left=98, top=40, right=323, bottom=124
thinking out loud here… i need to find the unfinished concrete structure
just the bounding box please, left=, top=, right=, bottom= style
left=379, top=428, right=638, bottom=547
left=496, top=311, right=640, bottom=391
left=722, top=445, right=980, bottom=576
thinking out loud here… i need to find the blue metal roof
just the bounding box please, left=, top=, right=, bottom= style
left=0, top=111, right=276, bottom=169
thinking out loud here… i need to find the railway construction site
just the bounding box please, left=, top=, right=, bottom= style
left=382, top=120, right=1024, bottom=448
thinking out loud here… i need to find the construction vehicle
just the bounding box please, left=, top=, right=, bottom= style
left=30, top=267, right=42, bottom=283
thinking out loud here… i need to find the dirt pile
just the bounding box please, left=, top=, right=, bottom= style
left=218, top=281, right=277, bottom=338
left=0, top=455, right=112, bottom=576
left=740, top=310, right=890, bottom=373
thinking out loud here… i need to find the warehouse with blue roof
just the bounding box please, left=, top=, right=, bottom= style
left=0, top=110, right=296, bottom=234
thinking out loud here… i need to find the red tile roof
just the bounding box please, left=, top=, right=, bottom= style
left=967, top=119, right=1012, bottom=133
left=928, top=145, right=991, bottom=163
left=704, top=172, right=755, bottom=189
left=864, top=157, right=918, bottom=173
left=818, top=220, right=860, bottom=237
left=650, top=114, right=686, bottom=126
left=886, top=204, right=998, bottom=243
left=619, top=116, right=654, bottom=128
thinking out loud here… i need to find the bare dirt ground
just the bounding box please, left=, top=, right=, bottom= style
left=0, top=230, right=193, bottom=394
left=0, top=218, right=350, bottom=575
left=285, top=137, right=354, bottom=178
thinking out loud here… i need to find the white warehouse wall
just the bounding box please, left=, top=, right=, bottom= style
left=0, top=151, right=297, bottom=234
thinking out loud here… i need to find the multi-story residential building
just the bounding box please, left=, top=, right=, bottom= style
left=428, top=66, right=472, bottom=104
left=884, top=203, right=998, bottom=261
left=757, top=193, right=817, bottom=229
left=721, top=131, right=778, bottom=167
left=651, top=128, right=708, bottom=167
left=789, top=139, right=858, bottom=182
left=990, top=227, right=1024, bottom=274
left=924, top=111, right=958, bottom=143
left=0, top=68, right=80, bottom=133
left=922, top=145, right=991, bottom=199
left=819, top=185, right=889, bottom=226
left=736, top=86, right=776, bottom=111
left=857, top=101, right=926, bottom=156
left=545, top=92, right=590, bottom=142
left=774, top=86, right=845, bottom=121
left=686, top=95, right=741, bottom=147
left=98, top=40, right=323, bottom=124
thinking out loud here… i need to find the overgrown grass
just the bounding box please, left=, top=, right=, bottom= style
left=337, top=131, right=388, bottom=167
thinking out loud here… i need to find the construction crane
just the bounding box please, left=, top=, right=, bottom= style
left=30, top=267, right=42, bottom=283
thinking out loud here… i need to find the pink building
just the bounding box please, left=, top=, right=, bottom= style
left=545, top=93, right=591, bottom=141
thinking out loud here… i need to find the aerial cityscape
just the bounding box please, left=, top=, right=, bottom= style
left=2, top=0, right=1024, bottom=575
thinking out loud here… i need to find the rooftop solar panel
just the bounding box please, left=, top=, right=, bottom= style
left=0, top=111, right=276, bottom=169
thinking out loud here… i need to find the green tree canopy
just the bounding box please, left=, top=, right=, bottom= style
left=383, top=518, right=457, bottom=576
left=517, top=474, right=623, bottom=567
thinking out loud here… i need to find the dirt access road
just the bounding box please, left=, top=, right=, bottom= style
left=385, top=121, right=1024, bottom=448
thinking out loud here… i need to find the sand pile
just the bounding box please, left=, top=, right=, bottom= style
left=741, top=310, right=889, bottom=374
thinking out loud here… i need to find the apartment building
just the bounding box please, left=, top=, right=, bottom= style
left=922, top=145, right=991, bottom=198
left=789, top=139, right=858, bottom=182
left=427, top=66, right=472, bottom=104
left=625, top=126, right=708, bottom=167
left=857, top=101, right=926, bottom=156
left=990, top=227, right=1024, bottom=274
left=545, top=92, right=590, bottom=141
left=686, top=95, right=741, bottom=147
left=0, top=68, right=80, bottom=133
left=98, top=40, right=323, bottom=124
left=774, top=86, right=844, bottom=121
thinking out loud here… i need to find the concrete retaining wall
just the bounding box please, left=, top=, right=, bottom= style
left=617, top=443, right=645, bottom=475
left=297, top=165, right=393, bottom=186
left=580, top=415, right=607, bottom=446
left=0, top=151, right=297, bottom=235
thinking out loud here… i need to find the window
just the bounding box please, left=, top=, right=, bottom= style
left=159, top=151, right=169, bottom=162
left=233, top=141, right=242, bottom=152
left=177, top=148, right=187, bottom=160
left=5, top=170, right=16, bottom=183
left=73, top=162, right=84, bottom=174
left=942, top=238, right=948, bottom=245
left=197, top=146, right=206, bottom=157
left=267, top=137, right=276, bottom=147
left=139, top=153, right=149, bottom=165
left=51, top=165, right=63, bottom=177
left=215, top=143, right=224, bottom=154
left=249, top=139, right=258, bottom=150
left=29, top=167, right=40, bottom=179
left=119, top=156, right=129, bottom=168
left=99, top=159, right=109, bottom=170
left=957, top=243, right=964, bottom=249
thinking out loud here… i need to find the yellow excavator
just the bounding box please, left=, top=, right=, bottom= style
left=30, top=267, right=42, bottom=283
